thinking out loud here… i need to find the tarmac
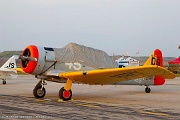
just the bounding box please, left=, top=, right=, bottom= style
left=0, top=75, right=180, bottom=120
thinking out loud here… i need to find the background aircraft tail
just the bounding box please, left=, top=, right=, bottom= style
left=1, top=55, right=18, bottom=71
left=144, top=49, right=165, bottom=85
left=0, top=55, right=19, bottom=84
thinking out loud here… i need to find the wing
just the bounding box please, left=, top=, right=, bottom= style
left=57, top=65, right=175, bottom=85
left=0, top=69, right=17, bottom=75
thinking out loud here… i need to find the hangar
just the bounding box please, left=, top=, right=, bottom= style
left=168, top=56, right=180, bottom=74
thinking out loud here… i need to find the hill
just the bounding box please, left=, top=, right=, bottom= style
left=0, top=51, right=22, bottom=67
left=0, top=51, right=22, bottom=57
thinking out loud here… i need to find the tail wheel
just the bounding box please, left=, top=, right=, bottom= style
left=33, top=84, right=46, bottom=98
left=2, top=80, right=6, bottom=85
left=59, top=87, right=72, bottom=101
left=145, top=87, right=151, bottom=93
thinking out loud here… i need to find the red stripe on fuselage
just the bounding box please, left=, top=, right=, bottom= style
left=154, top=76, right=165, bottom=85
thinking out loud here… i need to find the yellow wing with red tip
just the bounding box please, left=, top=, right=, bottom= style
left=59, top=65, right=175, bottom=85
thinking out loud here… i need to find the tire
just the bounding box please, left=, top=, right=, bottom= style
left=59, top=87, right=72, bottom=101
left=2, top=80, right=6, bottom=85
left=33, top=85, right=46, bottom=98
left=145, top=87, right=151, bottom=93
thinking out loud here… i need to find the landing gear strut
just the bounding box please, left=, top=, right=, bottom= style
left=59, top=79, right=73, bottom=101
left=33, top=80, right=47, bottom=98
left=145, top=86, right=151, bottom=93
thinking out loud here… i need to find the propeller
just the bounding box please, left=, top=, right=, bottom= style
left=19, top=55, right=37, bottom=62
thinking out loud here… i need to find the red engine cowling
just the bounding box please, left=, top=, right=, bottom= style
left=20, top=45, right=46, bottom=75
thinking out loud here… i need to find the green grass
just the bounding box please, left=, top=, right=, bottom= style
left=176, top=74, right=180, bottom=77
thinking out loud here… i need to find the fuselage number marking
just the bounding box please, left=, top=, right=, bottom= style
left=151, top=57, right=160, bottom=66
left=65, top=63, right=81, bottom=70
left=7, top=63, right=15, bottom=68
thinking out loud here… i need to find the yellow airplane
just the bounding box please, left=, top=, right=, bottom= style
left=17, top=43, right=175, bottom=101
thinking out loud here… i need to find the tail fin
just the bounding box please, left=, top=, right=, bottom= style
left=144, top=49, right=163, bottom=67
left=144, top=49, right=165, bottom=85
left=1, top=55, right=18, bottom=70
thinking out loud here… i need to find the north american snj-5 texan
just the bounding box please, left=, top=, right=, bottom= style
left=16, top=43, right=175, bottom=101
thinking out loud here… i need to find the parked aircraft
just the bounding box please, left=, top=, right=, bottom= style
left=116, top=57, right=139, bottom=68
left=17, top=43, right=175, bottom=101
left=0, top=55, right=18, bottom=84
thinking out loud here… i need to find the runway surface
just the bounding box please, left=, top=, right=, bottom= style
left=0, top=75, right=180, bottom=120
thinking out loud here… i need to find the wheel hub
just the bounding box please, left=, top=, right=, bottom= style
left=37, top=88, right=44, bottom=96
left=63, top=90, right=71, bottom=99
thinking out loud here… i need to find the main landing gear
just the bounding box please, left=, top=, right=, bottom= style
left=33, top=79, right=73, bottom=101
left=59, top=87, right=72, bottom=101
left=33, top=80, right=46, bottom=98
left=145, top=86, right=151, bottom=93
left=59, top=79, right=73, bottom=101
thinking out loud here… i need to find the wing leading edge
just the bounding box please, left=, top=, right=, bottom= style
left=57, top=65, right=175, bottom=85
left=0, top=70, right=17, bottom=75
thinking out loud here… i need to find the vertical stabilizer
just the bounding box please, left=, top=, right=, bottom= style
left=144, top=49, right=165, bottom=85
left=143, top=49, right=163, bottom=66
left=1, top=55, right=18, bottom=71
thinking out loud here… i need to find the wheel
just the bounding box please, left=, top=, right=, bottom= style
left=145, top=87, right=151, bottom=93
left=59, top=87, right=72, bottom=101
left=33, top=84, right=46, bottom=98
left=2, top=80, right=6, bottom=85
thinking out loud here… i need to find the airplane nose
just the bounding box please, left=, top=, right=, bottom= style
left=20, top=45, right=39, bottom=74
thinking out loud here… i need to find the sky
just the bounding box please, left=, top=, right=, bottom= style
left=0, top=0, right=180, bottom=57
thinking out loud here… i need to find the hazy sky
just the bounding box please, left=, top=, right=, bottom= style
left=0, top=0, right=180, bottom=57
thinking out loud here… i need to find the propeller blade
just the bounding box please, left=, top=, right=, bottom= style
left=19, top=55, right=37, bottom=61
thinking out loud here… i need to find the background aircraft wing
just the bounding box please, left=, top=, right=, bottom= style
left=57, top=65, right=175, bottom=85
left=0, top=70, right=17, bottom=75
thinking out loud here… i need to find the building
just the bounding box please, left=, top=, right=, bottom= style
left=168, top=56, right=180, bottom=74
